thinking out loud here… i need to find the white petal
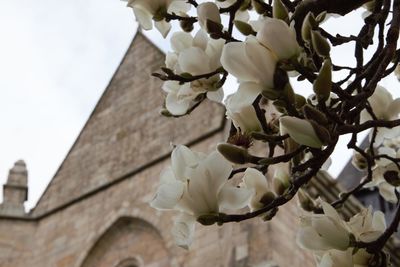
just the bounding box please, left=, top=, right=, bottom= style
left=171, top=145, right=201, bottom=180
left=171, top=213, right=196, bottom=249
left=206, top=39, right=225, bottom=70
left=235, top=10, right=250, bottom=22
left=256, top=18, right=300, bottom=60
left=218, top=184, right=254, bottom=210
left=221, top=42, right=262, bottom=83
left=232, top=82, right=262, bottom=106
left=165, top=52, right=178, bottom=69
left=178, top=47, right=211, bottom=75
left=279, top=116, right=323, bottom=148
left=170, top=31, right=193, bottom=53
left=372, top=211, right=386, bottom=233
left=378, top=182, right=398, bottom=203
left=193, top=29, right=208, bottom=51
left=321, top=201, right=343, bottom=223
left=155, top=20, right=171, bottom=38
left=386, top=98, right=400, bottom=119
left=244, top=40, right=277, bottom=88
left=297, top=225, right=338, bottom=251
left=168, top=1, right=191, bottom=13
left=207, top=89, right=224, bottom=103
left=132, top=7, right=153, bottom=30
left=165, top=91, right=191, bottom=115
left=150, top=179, right=184, bottom=210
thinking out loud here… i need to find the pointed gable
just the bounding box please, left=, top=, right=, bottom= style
left=32, top=32, right=225, bottom=215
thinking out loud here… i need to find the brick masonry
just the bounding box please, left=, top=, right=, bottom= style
left=0, top=32, right=315, bottom=267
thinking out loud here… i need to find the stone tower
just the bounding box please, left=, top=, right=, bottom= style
left=0, top=31, right=361, bottom=267
left=0, top=160, right=28, bottom=216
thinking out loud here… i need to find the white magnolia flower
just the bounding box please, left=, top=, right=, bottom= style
left=225, top=82, right=262, bottom=133
left=240, top=168, right=274, bottom=211
left=364, top=147, right=400, bottom=203
left=126, top=0, right=190, bottom=37
left=164, top=30, right=225, bottom=115
left=297, top=200, right=350, bottom=251
left=151, top=145, right=253, bottom=248
left=221, top=38, right=277, bottom=91
left=347, top=206, right=386, bottom=243
left=360, top=85, right=400, bottom=146
left=256, top=18, right=300, bottom=61
left=196, top=2, right=221, bottom=31
left=279, top=116, right=323, bottom=148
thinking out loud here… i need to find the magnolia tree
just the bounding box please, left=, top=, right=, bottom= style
left=124, top=0, right=400, bottom=266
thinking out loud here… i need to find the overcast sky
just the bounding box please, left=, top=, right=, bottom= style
left=0, top=1, right=398, bottom=211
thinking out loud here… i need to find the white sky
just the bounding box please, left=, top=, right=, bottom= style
left=0, top=1, right=398, bottom=211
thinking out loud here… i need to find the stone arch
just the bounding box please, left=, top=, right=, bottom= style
left=79, top=216, right=171, bottom=267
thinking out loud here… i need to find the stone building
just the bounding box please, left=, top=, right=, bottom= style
left=0, top=32, right=395, bottom=267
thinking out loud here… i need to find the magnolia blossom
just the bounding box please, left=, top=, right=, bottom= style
left=240, top=168, right=274, bottom=211
left=297, top=201, right=350, bottom=251
left=360, top=85, right=400, bottom=146
left=225, top=82, right=262, bottom=133
left=221, top=38, right=277, bottom=91
left=221, top=18, right=299, bottom=94
left=300, top=202, right=387, bottom=267
left=196, top=2, right=221, bottom=32
left=279, top=116, right=323, bottom=148
left=150, top=145, right=253, bottom=248
left=347, top=206, right=386, bottom=243
left=163, top=30, right=225, bottom=115
left=364, top=146, right=400, bottom=203
left=126, top=0, right=190, bottom=37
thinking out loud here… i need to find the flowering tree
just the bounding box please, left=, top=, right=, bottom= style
left=124, top=0, right=400, bottom=266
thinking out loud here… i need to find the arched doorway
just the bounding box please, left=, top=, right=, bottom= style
left=80, top=217, right=171, bottom=267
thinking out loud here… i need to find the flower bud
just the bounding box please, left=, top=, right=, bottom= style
left=282, top=83, right=295, bottom=104
left=297, top=189, right=316, bottom=212
left=180, top=18, right=194, bottom=32
left=206, top=19, right=223, bottom=36
left=160, top=108, right=174, bottom=117
left=311, top=30, right=331, bottom=57
left=197, top=214, right=219, bottom=225
left=262, top=207, right=278, bottom=221
left=280, top=116, right=324, bottom=148
left=262, top=88, right=282, bottom=100
left=234, top=20, right=256, bottom=36
left=301, top=12, right=316, bottom=42
left=351, top=151, right=368, bottom=171
left=217, top=143, right=251, bottom=164
left=252, top=0, right=268, bottom=14
left=274, top=67, right=289, bottom=90
left=383, top=170, right=400, bottom=187
left=295, top=94, right=306, bottom=109
left=302, top=104, right=329, bottom=125
left=309, top=120, right=331, bottom=145
left=273, top=0, right=289, bottom=22
left=313, top=58, right=332, bottom=101
left=197, top=2, right=221, bottom=32
left=273, top=168, right=290, bottom=195
left=260, top=191, right=276, bottom=205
